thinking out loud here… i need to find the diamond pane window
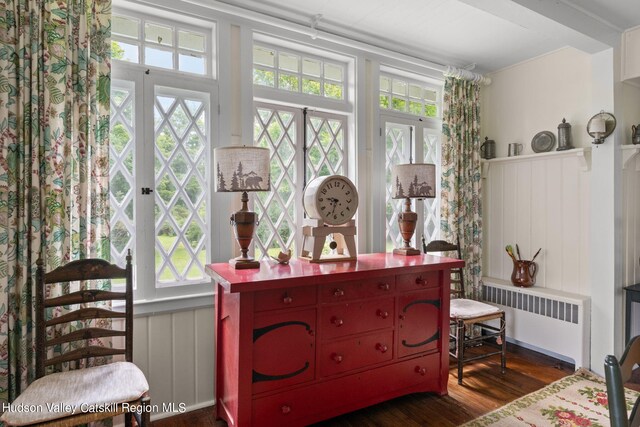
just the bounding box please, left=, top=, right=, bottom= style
left=380, top=73, right=440, bottom=118
left=253, top=105, right=299, bottom=261
left=112, top=13, right=211, bottom=76
left=253, top=43, right=347, bottom=101
left=384, top=123, right=411, bottom=252
left=109, top=81, right=136, bottom=270
left=422, top=132, right=440, bottom=242
left=154, top=87, right=210, bottom=285
left=253, top=104, right=348, bottom=261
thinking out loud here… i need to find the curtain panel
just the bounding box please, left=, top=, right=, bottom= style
left=440, top=77, right=483, bottom=298
left=0, top=0, right=111, bottom=402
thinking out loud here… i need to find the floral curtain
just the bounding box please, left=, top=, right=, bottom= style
left=440, top=77, right=483, bottom=298
left=0, top=0, right=111, bottom=402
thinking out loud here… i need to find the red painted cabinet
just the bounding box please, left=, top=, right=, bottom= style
left=208, top=253, right=462, bottom=427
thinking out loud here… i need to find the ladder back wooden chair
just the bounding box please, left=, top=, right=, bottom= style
left=423, top=236, right=506, bottom=384
left=0, top=252, right=150, bottom=427
left=604, top=335, right=640, bottom=427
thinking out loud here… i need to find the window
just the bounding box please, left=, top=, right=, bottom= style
left=383, top=119, right=440, bottom=252
left=253, top=44, right=347, bottom=101
left=380, top=74, right=439, bottom=118
left=112, top=14, right=212, bottom=76
left=253, top=104, right=347, bottom=260
left=109, top=11, right=217, bottom=298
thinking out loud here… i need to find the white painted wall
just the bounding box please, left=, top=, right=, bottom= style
left=482, top=152, right=590, bottom=296
left=481, top=47, right=592, bottom=157
left=481, top=45, right=640, bottom=372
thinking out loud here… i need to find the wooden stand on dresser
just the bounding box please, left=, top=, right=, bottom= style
left=206, top=253, right=464, bottom=427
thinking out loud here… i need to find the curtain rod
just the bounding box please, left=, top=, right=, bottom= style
left=443, top=66, right=492, bottom=86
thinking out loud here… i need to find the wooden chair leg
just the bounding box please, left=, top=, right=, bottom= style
left=457, top=318, right=465, bottom=385
left=125, top=411, right=133, bottom=427
left=500, top=312, right=507, bottom=373
left=140, top=395, right=151, bottom=426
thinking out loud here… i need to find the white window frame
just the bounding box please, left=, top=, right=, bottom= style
left=110, top=6, right=219, bottom=303
left=112, top=9, right=215, bottom=78
left=372, top=66, right=443, bottom=253
left=379, top=72, right=441, bottom=119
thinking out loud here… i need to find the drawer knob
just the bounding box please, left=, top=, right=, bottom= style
left=333, top=289, right=345, bottom=297
left=282, top=295, right=293, bottom=304
left=415, top=366, right=427, bottom=376
left=399, top=314, right=406, bottom=321
left=331, top=353, right=344, bottom=363
left=416, top=276, right=427, bottom=286
left=281, top=405, right=291, bottom=414
left=376, top=343, right=388, bottom=353
left=378, top=283, right=390, bottom=291
left=331, top=316, right=344, bottom=327
left=376, top=309, right=389, bottom=319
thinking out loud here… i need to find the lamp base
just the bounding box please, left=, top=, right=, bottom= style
left=393, top=247, right=421, bottom=256
left=229, top=257, right=261, bottom=269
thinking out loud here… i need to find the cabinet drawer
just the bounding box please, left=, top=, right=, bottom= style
left=252, top=309, right=316, bottom=394
left=397, top=271, right=439, bottom=292
left=321, top=297, right=394, bottom=340
left=254, top=286, right=317, bottom=312
left=252, top=352, right=440, bottom=427
left=319, top=277, right=395, bottom=303
left=320, top=330, right=393, bottom=377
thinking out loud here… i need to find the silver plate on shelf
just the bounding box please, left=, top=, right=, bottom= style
left=531, top=131, right=556, bottom=153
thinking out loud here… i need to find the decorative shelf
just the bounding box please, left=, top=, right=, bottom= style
left=622, top=145, right=640, bottom=170
left=481, top=147, right=592, bottom=177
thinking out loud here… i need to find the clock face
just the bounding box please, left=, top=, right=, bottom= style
left=315, top=177, right=358, bottom=225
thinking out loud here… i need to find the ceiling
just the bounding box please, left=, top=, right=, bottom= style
left=216, top=0, right=640, bottom=73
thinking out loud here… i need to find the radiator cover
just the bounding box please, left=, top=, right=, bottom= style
left=482, top=277, right=590, bottom=368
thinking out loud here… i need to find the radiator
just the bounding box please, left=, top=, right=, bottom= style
left=481, top=277, right=591, bottom=368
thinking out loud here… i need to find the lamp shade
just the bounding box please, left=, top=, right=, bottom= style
left=392, top=163, right=436, bottom=199
left=214, top=146, right=270, bottom=192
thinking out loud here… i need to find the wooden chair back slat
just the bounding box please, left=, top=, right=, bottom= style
left=43, top=259, right=126, bottom=283
left=45, top=290, right=127, bottom=307
left=36, top=253, right=134, bottom=379
left=46, top=328, right=127, bottom=347
left=45, top=346, right=127, bottom=367
left=44, top=307, right=125, bottom=327
left=423, top=236, right=466, bottom=299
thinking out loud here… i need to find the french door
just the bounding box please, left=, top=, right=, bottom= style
left=380, top=115, right=440, bottom=253
left=109, top=65, right=218, bottom=298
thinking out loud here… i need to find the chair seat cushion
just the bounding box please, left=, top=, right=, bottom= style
left=450, top=298, right=500, bottom=319
left=1, top=361, right=149, bottom=426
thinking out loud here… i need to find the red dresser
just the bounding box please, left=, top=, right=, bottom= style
left=207, top=253, right=463, bottom=427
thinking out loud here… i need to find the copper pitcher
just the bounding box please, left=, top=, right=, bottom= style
left=511, top=260, right=537, bottom=287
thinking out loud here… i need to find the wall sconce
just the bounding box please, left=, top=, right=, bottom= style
left=587, top=111, right=616, bottom=145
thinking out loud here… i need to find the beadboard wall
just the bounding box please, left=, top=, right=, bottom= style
left=128, top=308, right=216, bottom=419
left=482, top=149, right=591, bottom=295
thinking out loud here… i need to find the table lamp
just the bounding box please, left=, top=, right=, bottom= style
left=391, top=163, right=436, bottom=255
left=214, top=146, right=270, bottom=269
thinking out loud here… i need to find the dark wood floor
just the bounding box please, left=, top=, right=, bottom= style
left=153, top=343, right=574, bottom=427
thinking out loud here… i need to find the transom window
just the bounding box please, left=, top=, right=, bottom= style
left=112, top=14, right=212, bottom=76
left=253, top=44, right=346, bottom=101
left=380, top=74, right=439, bottom=118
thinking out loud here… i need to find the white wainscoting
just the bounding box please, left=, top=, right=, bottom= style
left=132, top=307, right=216, bottom=419
left=482, top=149, right=591, bottom=295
